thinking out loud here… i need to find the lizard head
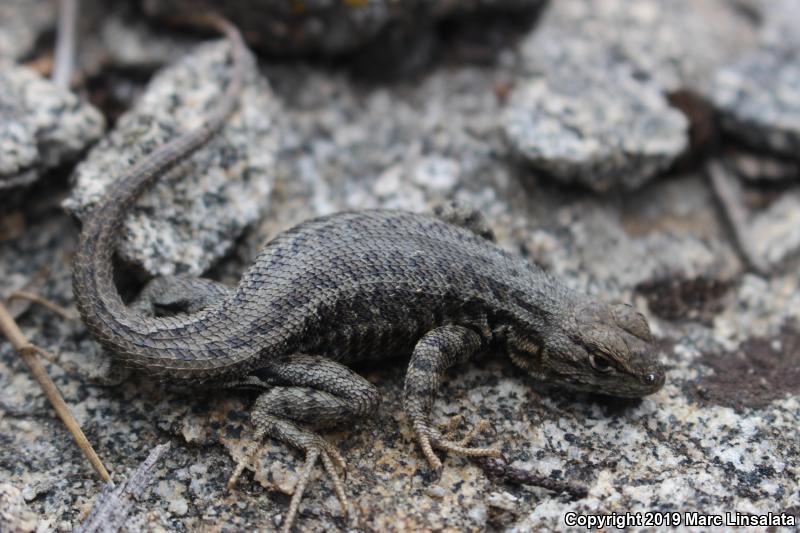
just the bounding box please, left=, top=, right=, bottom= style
left=507, top=299, right=665, bottom=397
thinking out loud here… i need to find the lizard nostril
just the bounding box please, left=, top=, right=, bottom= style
left=643, top=372, right=665, bottom=388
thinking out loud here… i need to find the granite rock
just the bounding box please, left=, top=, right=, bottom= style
left=77, top=1, right=201, bottom=75
left=505, top=0, right=757, bottom=191
left=713, top=273, right=800, bottom=350
left=516, top=173, right=744, bottom=330
left=64, top=40, right=281, bottom=277
left=240, top=62, right=523, bottom=259
left=710, top=0, right=800, bottom=159
left=0, top=62, right=105, bottom=190
left=504, top=65, right=689, bottom=191
left=757, top=0, right=800, bottom=50
left=96, top=14, right=200, bottom=71
left=748, top=190, right=800, bottom=268
left=522, top=0, right=757, bottom=93
left=530, top=200, right=741, bottom=299
left=0, top=483, right=40, bottom=532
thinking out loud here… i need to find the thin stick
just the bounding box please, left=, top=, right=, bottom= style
left=706, top=159, right=769, bottom=276
left=52, top=0, right=78, bottom=89
left=7, top=290, right=78, bottom=321
left=5, top=268, right=50, bottom=319
left=0, top=301, right=111, bottom=483
left=475, top=457, right=588, bottom=499
left=76, top=443, right=171, bottom=533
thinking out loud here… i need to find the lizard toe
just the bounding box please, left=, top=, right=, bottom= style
left=226, top=428, right=267, bottom=490
left=413, top=418, right=500, bottom=475
left=283, top=440, right=350, bottom=533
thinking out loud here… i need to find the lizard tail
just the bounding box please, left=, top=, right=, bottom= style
left=71, top=15, right=246, bottom=363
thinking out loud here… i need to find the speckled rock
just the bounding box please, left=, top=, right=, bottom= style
left=505, top=0, right=757, bottom=191
left=525, top=0, right=756, bottom=93
left=710, top=0, right=800, bottom=159
left=504, top=66, right=689, bottom=191
left=748, top=191, right=800, bottom=268
left=713, top=273, right=800, bottom=350
left=758, top=0, right=800, bottom=50
left=0, top=0, right=56, bottom=61
left=513, top=173, right=743, bottom=331
left=97, top=15, right=199, bottom=71
left=64, top=40, right=280, bottom=277
left=0, top=483, right=39, bottom=532
left=141, top=0, right=543, bottom=56
left=0, top=62, right=105, bottom=190
left=531, top=201, right=741, bottom=300
left=246, top=62, right=521, bottom=250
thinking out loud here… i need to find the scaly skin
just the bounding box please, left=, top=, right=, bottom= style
left=72, top=16, right=665, bottom=533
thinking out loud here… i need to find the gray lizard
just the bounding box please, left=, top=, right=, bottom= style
left=72, top=15, right=665, bottom=533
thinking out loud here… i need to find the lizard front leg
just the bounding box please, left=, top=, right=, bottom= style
left=227, top=355, right=379, bottom=533
left=404, top=325, right=502, bottom=474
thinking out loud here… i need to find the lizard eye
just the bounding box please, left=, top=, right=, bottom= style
left=590, top=353, right=613, bottom=373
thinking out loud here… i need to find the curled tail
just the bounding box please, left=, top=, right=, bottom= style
left=72, top=15, right=246, bottom=366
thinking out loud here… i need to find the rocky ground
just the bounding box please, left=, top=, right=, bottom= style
left=1, top=0, right=798, bottom=532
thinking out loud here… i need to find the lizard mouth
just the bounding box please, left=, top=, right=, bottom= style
left=608, top=368, right=666, bottom=397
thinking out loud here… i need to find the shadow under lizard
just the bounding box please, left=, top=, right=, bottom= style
left=71, top=15, right=666, bottom=533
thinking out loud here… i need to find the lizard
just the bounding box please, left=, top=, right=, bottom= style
left=71, top=15, right=666, bottom=533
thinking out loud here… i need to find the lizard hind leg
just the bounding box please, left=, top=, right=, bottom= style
left=229, top=412, right=348, bottom=533
left=130, top=276, right=231, bottom=316
left=226, top=355, right=379, bottom=533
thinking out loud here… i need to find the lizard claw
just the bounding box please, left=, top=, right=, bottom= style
left=227, top=437, right=262, bottom=490
left=283, top=438, right=349, bottom=533
left=413, top=418, right=502, bottom=473
left=227, top=429, right=349, bottom=533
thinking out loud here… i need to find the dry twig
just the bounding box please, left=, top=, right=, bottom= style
left=706, top=159, right=769, bottom=275
left=52, top=0, right=78, bottom=89
left=475, top=457, right=589, bottom=499
left=7, top=290, right=78, bottom=321
left=0, top=301, right=110, bottom=482
left=5, top=269, right=49, bottom=319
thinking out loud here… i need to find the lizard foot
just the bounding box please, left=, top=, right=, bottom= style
left=438, top=415, right=493, bottom=445
left=413, top=418, right=502, bottom=475
left=227, top=426, right=349, bottom=533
